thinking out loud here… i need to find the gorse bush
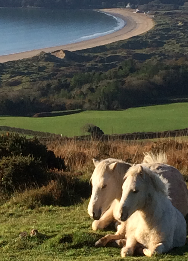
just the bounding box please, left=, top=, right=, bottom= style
left=0, top=134, right=66, bottom=170
left=0, top=134, right=66, bottom=197
left=0, top=134, right=90, bottom=206
left=0, top=155, right=47, bottom=193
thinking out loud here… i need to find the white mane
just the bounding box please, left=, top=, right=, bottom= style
left=143, top=152, right=167, bottom=164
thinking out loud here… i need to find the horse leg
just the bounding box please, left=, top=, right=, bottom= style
left=92, top=208, right=114, bottom=231
left=95, top=233, right=125, bottom=247
left=121, top=237, right=137, bottom=257
left=109, top=239, right=127, bottom=248
left=143, top=243, right=164, bottom=257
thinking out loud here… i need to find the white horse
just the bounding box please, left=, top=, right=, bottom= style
left=88, top=153, right=188, bottom=247
left=117, top=164, right=186, bottom=257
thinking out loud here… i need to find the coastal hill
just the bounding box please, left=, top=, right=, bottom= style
left=0, top=8, right=188, bottom=116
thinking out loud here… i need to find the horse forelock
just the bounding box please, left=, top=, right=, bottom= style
left=125, top=164, right=169, bottom=196
left=92, top=158, right=125, bottom=177
left=91, top=161, right=107, bottom=181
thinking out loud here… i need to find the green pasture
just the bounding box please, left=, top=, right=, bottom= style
left=0, top=200, right=188, bottom=261
left=0, top=103, right=188, bottom=137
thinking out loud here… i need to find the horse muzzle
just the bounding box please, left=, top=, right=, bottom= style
left=93, top=209, right=102, bottom=220
left=118, top=206, right=129, bottom=222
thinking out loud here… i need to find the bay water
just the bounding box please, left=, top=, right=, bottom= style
left=0, top=8, right=125, bottom=56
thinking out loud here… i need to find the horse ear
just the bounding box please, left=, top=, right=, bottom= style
left=138, top=165, right=145, bottom=179
left=93, top=158, right=100, bottom=167
left=138, top=165, right=143, bottom=173
left=108, top=162, right=118, bottom=171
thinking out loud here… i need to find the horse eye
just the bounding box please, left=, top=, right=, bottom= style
left=133, top=189, right=139, bottom=193
left=102, top=184, right=107, bottom=189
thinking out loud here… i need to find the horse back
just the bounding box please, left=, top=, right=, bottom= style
left=144, top=163, right=188, bottom=217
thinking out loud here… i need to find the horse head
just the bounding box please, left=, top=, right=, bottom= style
left=117, top=164, right=169, bottom=222
left=88, top=158, right=131, bottom=220
left=117, top=165, right=148, bottom=221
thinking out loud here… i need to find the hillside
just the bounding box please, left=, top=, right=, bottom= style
left=0, top=9, right=188, bottom=116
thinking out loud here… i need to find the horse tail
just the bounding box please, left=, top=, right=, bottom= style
left=142, top=152, right=168, bottom=164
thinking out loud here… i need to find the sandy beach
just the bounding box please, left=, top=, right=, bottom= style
left=0, top=8, right=154, bottom=63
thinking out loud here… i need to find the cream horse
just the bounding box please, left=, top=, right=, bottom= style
left=117, top=164, right=186, bottom=257
left=88, top=153, right=188, bottom=247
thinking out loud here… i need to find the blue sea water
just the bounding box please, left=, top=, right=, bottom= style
left=0, top=8, right=125, bottom=56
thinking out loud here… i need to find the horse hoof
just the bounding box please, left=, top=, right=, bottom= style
left=95, top=239, right=104, bottom=247
left=121, top=247, right=133, bottom=257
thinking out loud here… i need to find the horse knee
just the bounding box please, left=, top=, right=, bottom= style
left=143, top=248, right=152, bottom=257
left=92, top=220, right=104, bottom=231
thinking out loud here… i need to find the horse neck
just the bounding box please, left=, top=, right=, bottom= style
left=140, top=185, right=167, bottom=223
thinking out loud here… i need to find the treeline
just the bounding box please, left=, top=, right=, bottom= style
left=0, top=0, right=185, bottom=9
left=1, top=56, right=188, bottom=115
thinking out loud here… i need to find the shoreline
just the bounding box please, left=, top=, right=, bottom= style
left=0, top=8, right=155, bottom=63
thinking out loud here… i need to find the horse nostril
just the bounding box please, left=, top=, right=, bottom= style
left=121, top=213, right=125, bottom=221
left=120, top=206, right=128, bottom=221
left=93, top=209, right=101, bottom=220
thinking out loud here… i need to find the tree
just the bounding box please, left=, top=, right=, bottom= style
left=82, top=124, right=104, bottom=139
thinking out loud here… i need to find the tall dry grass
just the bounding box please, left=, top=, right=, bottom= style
left=9, top=137, right=188, bottom=208
left=46, top=137, right=188, bottom=179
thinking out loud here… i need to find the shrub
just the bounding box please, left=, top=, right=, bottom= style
left=0, top=134, right=66, bottom=170
left=0, top=155, right=47, bottom=193
left=8, top=174, right=90, bottom=208
left=82, top=124, right=104, bottom=139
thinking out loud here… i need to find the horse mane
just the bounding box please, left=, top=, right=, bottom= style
left=145, top=166, right=169, bottom=196
left=126, top=164, right=169, bottom=196
left=142, top=152, right=168, bottom=164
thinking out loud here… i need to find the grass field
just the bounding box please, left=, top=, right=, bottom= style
left=0, top=103, right=188, bottom=137
left=1, top=200, right=188, bottom=261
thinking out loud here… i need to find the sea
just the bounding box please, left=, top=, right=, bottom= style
left=0, top=8, right=125, bottom=56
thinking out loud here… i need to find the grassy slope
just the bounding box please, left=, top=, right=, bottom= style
left=0, top=200, right=188, bottom=261
left=0, top=103, right=188, bottom=137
